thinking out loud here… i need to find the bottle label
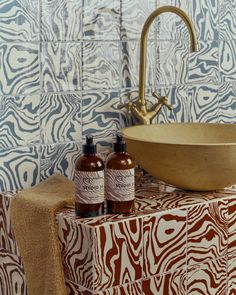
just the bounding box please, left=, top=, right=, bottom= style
left=75, top=170, right=104, bottom=204
left=106, top=169, right=135, bottom=201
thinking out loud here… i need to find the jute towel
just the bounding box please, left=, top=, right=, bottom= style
left=11, top=174, right=75, bottom=295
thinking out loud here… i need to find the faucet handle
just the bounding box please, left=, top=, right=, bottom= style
left=117, top=93, right=133, bottom=114
left=152, top=91, right=173, bottom=111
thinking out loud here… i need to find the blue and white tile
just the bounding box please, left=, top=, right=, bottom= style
left=188, top=85, right=219, bottom=123
left=40, top=142, right=81, bottom=181
left=121, top=0, right=156, bottom=40
left=96, top=137, right=113, bottom=162
left=189, top=41, right=219, bottom=85
left=41, top=0, right=82, bottom=41
left=83, top=0, right=120, bottom=40
left=121, top=41, right=155, bottom=89
left=0, top=145, right=39, bottom=192
left=82, top=42, right=120, bottom=90
left=189, top=0, right=219, bottom=40
left=41, top=93, right=81, bottom=144
left=154, top=85, right=189, bottom=124
left=156, top=40, right=189, bottom=86
left=82, top=90, right=127, bottom=139
left=0, top=43, right=40, bottom=96
left=156, top=0, right=189, bottom=40
left=0, top=95, right=40, bottom=149
left=0, top=0, right=39, bottom=42
left=219, top=1, right=236, bottom=40
left=218, top=82, right=236, bottom=123
left=219, top=41, right=236, bottom=83
left=42, top=42, right=81, bottom=92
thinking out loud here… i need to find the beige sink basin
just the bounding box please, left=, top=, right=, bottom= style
left=123, top=123, right=236, bottom=191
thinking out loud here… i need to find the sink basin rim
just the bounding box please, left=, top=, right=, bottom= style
left=122, top=123, right=236, bottom=147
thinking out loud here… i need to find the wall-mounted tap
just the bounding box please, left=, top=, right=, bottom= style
left=119, top=6, right=199, bottom=125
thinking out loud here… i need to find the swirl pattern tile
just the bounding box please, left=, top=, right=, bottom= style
left=82, top=42, right=120, bottom=90
left=40, top=142, right=81, bottom=181
left=41, top=0, right=82, bottom=41
left=0, top=249, right=27, bottom=295
left=0, top=0, right=39, bottom=42
left=0, top=146, right=39, bottom=191
left=82, top=91, right=127, bottom=139
left=187, top=201, right=228, bottom=267
left=41, top=93, right=81, bottom=144
left=83, top=0, right=120, bottom=41
left=0, top=43, right=40, bottom=96
left=190, top=0, right=219, bottom=40
left=0, top=95, right=40, bottom=148
left=188, top=85, right=219, bottom=123
left=41, top=42, right=81, bottom=92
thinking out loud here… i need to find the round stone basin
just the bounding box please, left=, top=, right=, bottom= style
left=123, top=123, right=236, bottom=191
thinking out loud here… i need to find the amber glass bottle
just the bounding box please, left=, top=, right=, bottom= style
left=75, top=135, right=104, bottom=217
left=105, top=134, right=135, bottom=214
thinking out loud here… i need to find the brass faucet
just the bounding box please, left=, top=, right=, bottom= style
left=119, top=6, right=199, bottom=125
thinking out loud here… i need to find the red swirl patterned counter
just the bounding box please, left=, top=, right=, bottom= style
left=1, top=174, right=236, bottom=294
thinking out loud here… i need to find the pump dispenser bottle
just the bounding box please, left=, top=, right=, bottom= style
left=75, top=135, right=105, bottom=217
left=105, top=133, right=135, bottom=214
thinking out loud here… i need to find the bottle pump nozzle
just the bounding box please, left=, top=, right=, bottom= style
left=83, top=135, right=96, bottom=154
left=114, top=132, right=126, bottom=153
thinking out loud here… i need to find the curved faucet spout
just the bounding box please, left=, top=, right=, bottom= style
left=139, top=6, right=199, bottom=114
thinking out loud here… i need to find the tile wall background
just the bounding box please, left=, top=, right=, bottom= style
left=0, top=0, right=234, bottom=191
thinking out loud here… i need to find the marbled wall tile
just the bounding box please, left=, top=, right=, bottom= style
left=96, top=137, right=113, bottom=162
left=0, top=146, right=39, bottom=192
left=188, top=41, right=219, bottom=85
left=82, top=90, right=126, bottom=139
left=121, top=0, right=156, bottom=40
left=189, top=0, right=219, bottom=40
left=142, top=268, right=186, bottom=295
left=0, top=193, right=19, bottom=254
left=156, top=41, right=189, bottom=86
left=82, top=42, right=120, bottom=90
left=143, top=209, right=187, bottom=277
left=219, top=1, right=236, bottom=40
left=83, top=0, right=120, bottom=41
left=218, top=82, right=236, bottom=123
left=187, top=201, right=228, bottom=267
left=93, top=218, right=143, bottom=291
left=219, top=40, right=236, bottom=83
left=0, top=95, right=40, bottom=148
left=121, top=41, right=155, bottom=89
left=188, top=84, right=219, bottom=123
left=0, top=43, right=40, bottom=96
left=228, top=255, right=236, bottom=294
left=155, top=85, right=189, bottom=123
left=156, top=0, right=189, bottom=40
left=187, top=257, right=227, bottom=295
left=0, top=0, right=39, bottom=42
left=0, top=249, right=27, bottom=295
left=41, top=0, right=82, bottom=41
left=40, top=142, right=81, bottom=181
left=41, top=93, right=81, bottom=144
left=41, top=42, right=81, bottom=92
